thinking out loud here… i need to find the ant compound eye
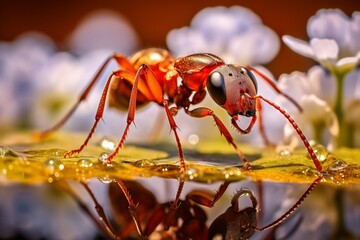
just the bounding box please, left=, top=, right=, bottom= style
left=242, top=67, right=258, bottom=93
left=207, top=71, right=226, bottom=105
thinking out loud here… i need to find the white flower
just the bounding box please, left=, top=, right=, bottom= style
left=276, top=66, right=339, bottom=150
left=283, top=9, right=360, bottom=74
left=166, top=6, right=280, bottom=65
left=67, top=9, right=139, bottom=56
left=0, top=32, right=55, bottom=128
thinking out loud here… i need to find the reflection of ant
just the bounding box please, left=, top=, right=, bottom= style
left=39, top=48, right=323, bottom=172
left=62, top=176, right=323, bottom=239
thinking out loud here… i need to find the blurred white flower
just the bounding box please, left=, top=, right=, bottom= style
left=343, top=67, right=360, bottom=146
left=0, top=32, right=55, bottom=128
left=167, top=6, right=280, bottom=65
left=276, top=66, right=339, bottom=150
left=67, top=9, right=140, bottom=56
left=283, top=9, right=360, bottom=75
left=0, top=181, right=109, bottom=240
left=0, top=9, right=141, bottom=135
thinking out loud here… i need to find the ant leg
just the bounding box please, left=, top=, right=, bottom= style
left=114, top=179, right=145, bottom=237
left=80, top=182, right=119, bottom=237
left=37, top=53, right=135, bottom=138
left=247, top=66, right=303, bottom=112
left=64, top=70, right=120, bottom=157
left=163, top=101, right=186, bottom=172
left=186, top=107, right=252, bottom=169
left=254, top=176, right=322, bottom=231
left=57, top=181, right=121, bottom=239
left=164, top=179, right=185, bottom=230
left=255, top=95, right=323, bottom=171
left=186, top=181, right=230, bottom=207
left=106, top=64, right=164, bottom=163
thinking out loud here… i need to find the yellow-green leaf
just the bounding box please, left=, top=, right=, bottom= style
left=0, top=132, right=359, bottom=185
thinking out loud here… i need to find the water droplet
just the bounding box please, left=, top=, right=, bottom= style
left=277, top=148, right=292, bottom=158
left=77, top=159, right=93, bottom=168
left=44, top=158, right=65, bottom=177
left=98, top=152, right=110, bottom=164
left=188, top=134, right=199, bottom=145
left=99, top=138, right=116, bottom=151
left=222, top=168, right=242, bottom=179
left=0, top=146, right=9, bottom=157
left=185, top=168, right=201, bottom=180
left=306, top=143, right=329, bottom=163
left=328, top=159, right=348, bottom=171
left=98, top=175, right=113, bottom=184
left=327, top=159, right=348, bottom=185
left=133, top=159, right=155, bottom=168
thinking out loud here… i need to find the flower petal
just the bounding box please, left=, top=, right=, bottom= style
left=307, top=65, right=336, bottom=107
left=282, top=35, right=314, bottom=58
left=335, top=56, right=360, bottom=74
left=166, top=27, right=209, bottom=57
left=310, top=38, right=338, bottom=69
left=191, top=6, right=261, bottom=41
left=228, top=26, right=280, bottom=65
left=283, top=95, right=339, bottom=150
left=307, top=9, right=350, bottom=51
left=349, top=11, right=360, bottom=54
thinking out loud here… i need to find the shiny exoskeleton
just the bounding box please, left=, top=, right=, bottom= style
left=39, top=48, right=323, bottom=172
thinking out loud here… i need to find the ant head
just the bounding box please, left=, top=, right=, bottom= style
left=208, top=188, right=258, bottom=239
left=207, top=64, right=257, bottom=117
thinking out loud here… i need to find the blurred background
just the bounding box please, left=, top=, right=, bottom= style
left=1, top=0, right=359, bottom=77
left=1, top=2, right=360, bottom=240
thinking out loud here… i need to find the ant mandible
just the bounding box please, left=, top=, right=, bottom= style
left=39, top=48, right=323, bottom=172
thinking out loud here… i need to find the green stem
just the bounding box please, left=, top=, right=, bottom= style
left=333, top=72, right=353, bottom=147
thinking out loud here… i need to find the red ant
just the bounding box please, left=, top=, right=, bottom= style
left=61, top=176, right=323, bottom=239
left=38, top=48, right=323, bottom=172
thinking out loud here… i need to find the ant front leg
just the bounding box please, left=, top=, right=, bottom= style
left=36, top=53, right=135, bottom=139
left=186, top=107, right=252, bottom=169
left=186, top=181, right=230, bottom=208
left=254, top=95, right=323, bottom=172
left=254, top=175, right=322, bottom=231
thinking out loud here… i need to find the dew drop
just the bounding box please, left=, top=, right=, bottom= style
left=44, top=158, right=65, bottom=176
left=0, top=146, right=9, bottom=157
left=222, top=168, right=242, bottom=179
left=185, top=168, right=200, bottom=180
left=307, top=143, right=329, bottom=163
left=277, top=148, right=292, bottom=158
left=77, top=159, right=93, bottom=168
left=98, top=175, right=113, bottom=184
left=134, top=159, right=155, bottom=168
left=328, top=159, right=348, bottom=171
left=98, top=152, right=110, bottom=164
left=327, top=159, right=348, bottom=185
